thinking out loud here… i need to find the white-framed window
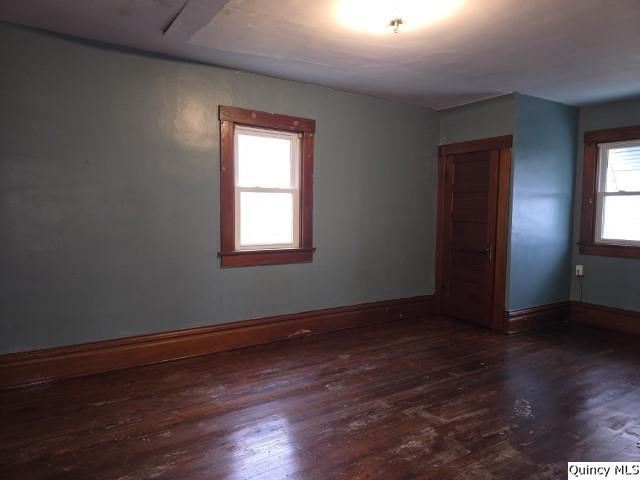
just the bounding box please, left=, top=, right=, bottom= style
left=234, top=125, right=301, bottom=250
left=595, top=140, right=640, bottom=246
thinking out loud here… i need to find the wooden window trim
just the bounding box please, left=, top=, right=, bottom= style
left=579, top=125, right=640, bottom=259
left=219, top=106, right=315, bottom=267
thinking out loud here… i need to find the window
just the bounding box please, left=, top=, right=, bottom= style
left=235, top=126, right=301, bottom=250
left=595, top=141, right=640, bottom=245
left=219, top=106, right=315, bottom=267
left=579, top=125, right=640, bottom=259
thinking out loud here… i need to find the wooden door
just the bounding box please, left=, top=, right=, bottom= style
left=439, top=148, right=501, bottom=327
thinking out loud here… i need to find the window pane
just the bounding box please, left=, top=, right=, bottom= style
left=601, top=195, right=640, bottom=242
left=237, top=133, right=293, bottom=188
left=605, top=144, right=640, bottom=192
left=240, top=192, right=294, bottom=246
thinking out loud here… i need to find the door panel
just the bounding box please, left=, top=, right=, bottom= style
left=448, top=278, right=487, bottom=303
left=451, top=192, right=489, bottom=223
left=441, top=149, right=500, bottom=327
left=450, top=221, right=489, bottom=249
left=450, top=251, right=486, bottom=285
left=450, top=155, right=491, bottom=191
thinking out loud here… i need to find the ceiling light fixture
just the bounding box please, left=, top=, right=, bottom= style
left=336, top=0, right=464, bottom=35
left=389, top=18, right=403, bottom=34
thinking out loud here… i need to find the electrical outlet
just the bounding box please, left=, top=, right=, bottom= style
left=575, top=264, right=584, bottom=277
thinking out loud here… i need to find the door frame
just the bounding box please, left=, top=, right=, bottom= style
left=435, top=135, right=513, bottom=331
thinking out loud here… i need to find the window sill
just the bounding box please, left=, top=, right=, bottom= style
left=220, top=248, right=315, bottom=267
left=578, top=242, right=640, bottom=259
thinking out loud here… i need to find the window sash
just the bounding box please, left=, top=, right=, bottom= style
left=234, top=125, right=300, bottom=189
left=234, top=187, right=301, bottom=250
left=595, top=141, right=640, bottom=245
left=597, top=140, right=640, bottom=194
left=233, top=126, right=301, bottom=251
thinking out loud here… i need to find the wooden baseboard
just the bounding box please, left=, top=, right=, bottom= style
left=504, top=302, right=570, bottom=334
left=570, top=301, right=640, bottom=336
left=0, top=295, right=434, bottom=389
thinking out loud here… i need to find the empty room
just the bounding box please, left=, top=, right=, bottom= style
left=1, top=1, right=640, bottom=478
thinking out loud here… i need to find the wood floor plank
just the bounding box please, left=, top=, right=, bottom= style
left=1, top=316, right=640, bottom=479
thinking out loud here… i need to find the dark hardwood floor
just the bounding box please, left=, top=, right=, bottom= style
left=1, top=316, right=639, bottom=479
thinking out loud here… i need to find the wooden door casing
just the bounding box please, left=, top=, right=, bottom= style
left=436, top=136, right=512, bottom=331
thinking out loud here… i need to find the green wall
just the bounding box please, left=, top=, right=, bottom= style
left=438, top=95, right=516, bottom=145
left=0, top=24, right=440, bottom=353
left=3, top=22, right=637, bottom=355
left=508, top=94, right=578, bottom=310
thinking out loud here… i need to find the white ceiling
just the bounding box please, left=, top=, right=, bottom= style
left=2, top=0, right=640, bottom=110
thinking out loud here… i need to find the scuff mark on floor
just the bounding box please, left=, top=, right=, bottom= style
left=514, top=398, right=535, bottom=419
left=324, top=382, right=343, bottom=391
left=346, top=401, right=391, bottom=431
left=391, top=427, right=437, bottom=461
left=403, top=405, right=446, bottom=425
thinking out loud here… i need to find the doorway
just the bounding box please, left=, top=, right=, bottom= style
left=435, top=136, right=512, bottom=330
